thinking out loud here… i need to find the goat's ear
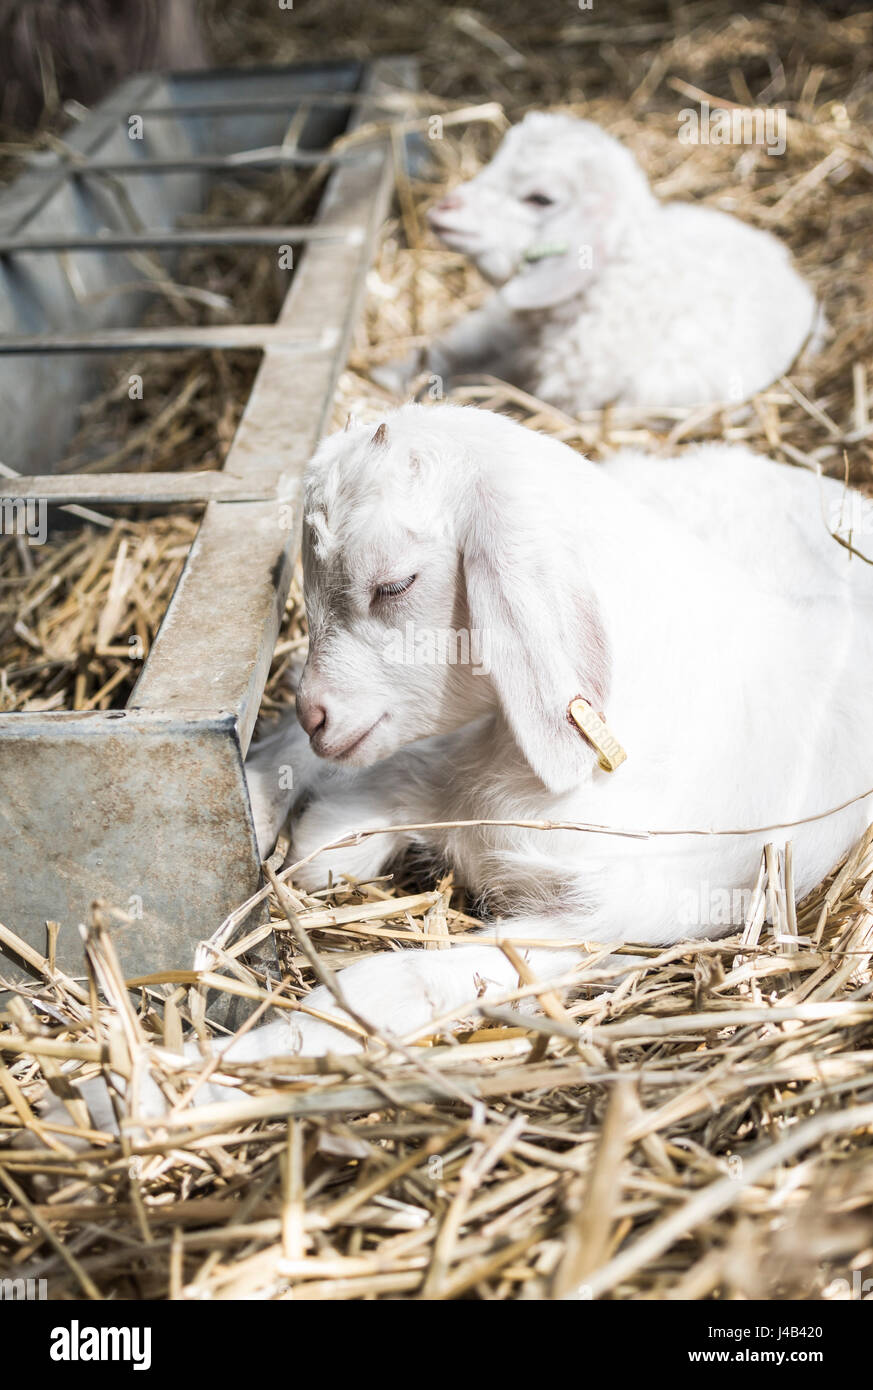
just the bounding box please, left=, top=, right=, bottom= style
left=501, top=247, right=592, bottom=311
left=501, top=187, right=625, bottom=311
left=462, top=480, right=610, bottom=794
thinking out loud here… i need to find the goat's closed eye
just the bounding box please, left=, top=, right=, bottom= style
left=372, top=573, right=417, bottom=603
left=523, top=192, right=555, bottom=208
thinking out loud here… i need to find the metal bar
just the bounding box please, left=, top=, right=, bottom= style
left=102, top=91, right=420, bottom=117
left=130, top=56, right=417, bottom=753
left=0, top=463, right=111, bottom=527
left=49, top=148, right=352, bottom=176
left=0, top=324, right=338, bottom=354
left=0, top=225, right=365, bottom=255
left=0, top=473, right=282, bottom=505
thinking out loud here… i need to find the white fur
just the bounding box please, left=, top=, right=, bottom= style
left=383, top=113, right=817, bottom=411
left=50, top=405, right=873, bottom=1129
left=232, top=403, right=873, bottom=1058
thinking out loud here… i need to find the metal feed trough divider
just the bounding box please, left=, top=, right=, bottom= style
left=0, top=57, right=417, bottom=991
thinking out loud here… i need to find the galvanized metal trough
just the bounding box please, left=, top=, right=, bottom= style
left=0, top=57, right=417, bottom=990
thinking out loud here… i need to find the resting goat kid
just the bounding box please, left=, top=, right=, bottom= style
left=381, top=113, right=817, bottom=411
left=43, top=406, right=873, bottom=1127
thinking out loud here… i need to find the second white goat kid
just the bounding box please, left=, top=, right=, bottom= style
left=385, top=113, right=817, bottom=410
left=46, top=405, right=873, bottom=1128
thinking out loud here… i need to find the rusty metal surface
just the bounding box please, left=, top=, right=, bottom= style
left=0, top=711, right=262, bottom=983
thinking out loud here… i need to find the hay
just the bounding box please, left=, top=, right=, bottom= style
left=4, top=0, right=873, bottom=1300
left=3, top=841, right=873, bottom=1300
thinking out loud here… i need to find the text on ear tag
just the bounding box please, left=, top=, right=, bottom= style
left=568, top=698, right=627, bottom=773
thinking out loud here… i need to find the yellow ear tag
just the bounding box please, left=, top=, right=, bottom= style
left=568, top=698, right=627, bottom=773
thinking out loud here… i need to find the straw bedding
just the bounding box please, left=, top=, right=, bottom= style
left=2, top=1, right=873, bottom=1301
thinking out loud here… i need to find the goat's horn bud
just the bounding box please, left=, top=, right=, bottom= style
left=344, top=413, right=358, bottom=432
left=370, top=422, right=389, bottom=448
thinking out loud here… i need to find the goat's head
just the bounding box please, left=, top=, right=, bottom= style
left=428, top=112, right=653, bottom=310
left=296, top=405, right=611, bottom=794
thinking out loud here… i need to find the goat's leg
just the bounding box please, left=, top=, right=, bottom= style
left=30, top=916, right=591, bottom=1141
left=285, top=752, right=430, bottom=892
left=225, top=914, right=592, bottom=1060
left=426, top=299, right=519, bottom=387
left=245, top=710, right=348, bottom=857
left=371, top=299, right=518, bottom=398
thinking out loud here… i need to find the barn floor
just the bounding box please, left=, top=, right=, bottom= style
left=2, top=1, right=873, bottom=1301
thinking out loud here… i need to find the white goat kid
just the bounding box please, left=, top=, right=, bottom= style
left=384, top=113, right=817, bottom=411
left=45, top=405, right=873, bottom=1128
left=255, top=404, right=873, bottom=1050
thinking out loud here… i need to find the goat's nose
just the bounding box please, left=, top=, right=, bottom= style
left=297, top=696, right=327, bottom=738
left=430, top=193, right=463, bottom=217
